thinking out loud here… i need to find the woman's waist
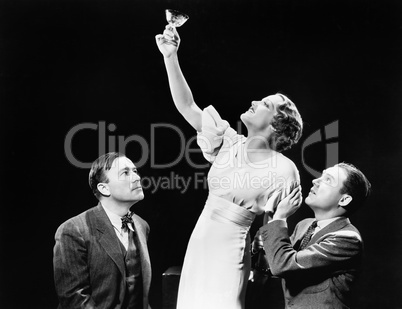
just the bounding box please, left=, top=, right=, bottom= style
left=203, top=194, right=256, bottom=228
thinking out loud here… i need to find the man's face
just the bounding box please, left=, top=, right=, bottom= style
left=305, top=165, right=348, bottom=211
left=103, top=156, right=144, bottom=204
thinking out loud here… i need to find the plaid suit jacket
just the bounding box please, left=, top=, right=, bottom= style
left=260, top=217, right=363, bottom=309
left=53, top=203, right=152, bottom=309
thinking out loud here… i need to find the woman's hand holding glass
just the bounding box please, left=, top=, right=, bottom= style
left=155, top=25, right=180, bottom=58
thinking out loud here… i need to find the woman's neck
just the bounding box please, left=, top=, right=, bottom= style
left=244, top=134, right=275, bottom=164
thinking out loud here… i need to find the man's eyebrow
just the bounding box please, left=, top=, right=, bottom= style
left=322, top=170, right=335, bottom=180
left=119, top=166, right=137, bottom=172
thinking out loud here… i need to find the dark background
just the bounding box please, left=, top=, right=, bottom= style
left=1, top=0, right=401, bottom=308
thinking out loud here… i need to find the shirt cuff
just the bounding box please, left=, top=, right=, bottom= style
left=269, top=218, right=287, bottom=224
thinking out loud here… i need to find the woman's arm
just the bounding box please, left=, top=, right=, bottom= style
left=155, top=26, right=202, bottom=132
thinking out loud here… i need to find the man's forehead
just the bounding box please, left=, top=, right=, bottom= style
left=323, top=166, right=347, bottom=181
left=111, top=156, right=135, bottom=169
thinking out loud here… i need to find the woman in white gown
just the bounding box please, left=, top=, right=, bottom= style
left=155, top=26, right=303, bottom=309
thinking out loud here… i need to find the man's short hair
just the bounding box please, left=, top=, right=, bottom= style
left=337, top=162, right=371, bottom=214
left=88, top=152, right=125, bottom=199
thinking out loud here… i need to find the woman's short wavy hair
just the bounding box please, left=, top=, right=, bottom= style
left=268, top=93, right=303, bottom=152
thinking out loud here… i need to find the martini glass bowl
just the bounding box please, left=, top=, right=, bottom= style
left=165, top=9, right=189, bottom=28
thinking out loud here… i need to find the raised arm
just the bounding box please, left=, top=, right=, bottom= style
left=155, top=25, right=202, bottom=132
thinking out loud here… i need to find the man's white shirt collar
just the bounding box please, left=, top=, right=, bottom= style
left=102, top=205, right=125, bottom=232
left=314, top=217, right=340, bottom=235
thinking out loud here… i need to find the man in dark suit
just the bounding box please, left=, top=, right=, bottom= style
left=254, top=162, right=371, bottom=308
left=53, top=152, right=152, bottom=309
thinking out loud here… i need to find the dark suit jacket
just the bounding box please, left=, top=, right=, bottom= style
left=53, top=203, right=152, bottom=309
left=260, top=217, right=363, bottom=309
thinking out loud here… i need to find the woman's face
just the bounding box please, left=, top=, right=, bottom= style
left=240, top=94, right=283, bottom=132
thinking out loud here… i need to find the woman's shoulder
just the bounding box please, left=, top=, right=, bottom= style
left=201, top=105, right=243, bottom=142
left=274, top=153, right=300, bottom=179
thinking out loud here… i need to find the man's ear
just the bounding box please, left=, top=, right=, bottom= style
left=97, top=183, right=110, bottom=197
left=339, top=194, right=352, bottom=207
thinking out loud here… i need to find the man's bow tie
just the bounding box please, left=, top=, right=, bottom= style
left=121, top=212, right=134, bottom=231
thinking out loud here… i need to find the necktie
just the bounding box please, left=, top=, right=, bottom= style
left=121, top=212, right=141, bottom=306
left=298, top=220, right=317, bottom=250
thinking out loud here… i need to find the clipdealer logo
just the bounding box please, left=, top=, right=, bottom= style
left=64, top=119, right=339, bottom=192
left=64, top=121, right=209, bottom=170
left=301, top=120, right=339, bottom=178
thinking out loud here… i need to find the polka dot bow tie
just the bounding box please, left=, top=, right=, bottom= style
left=121, top=212, right=134, bottom=231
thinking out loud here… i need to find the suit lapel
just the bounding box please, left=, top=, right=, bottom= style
left=310, top=217, right=350, bottom=244
left=94, top=204, right=126, bottom=277
left=132, top=215, right=151, bottom=294
left=292, top=219, right=315, bottom=249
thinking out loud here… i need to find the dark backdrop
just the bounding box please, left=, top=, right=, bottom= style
left=1, top=0, right=401, bottom=308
